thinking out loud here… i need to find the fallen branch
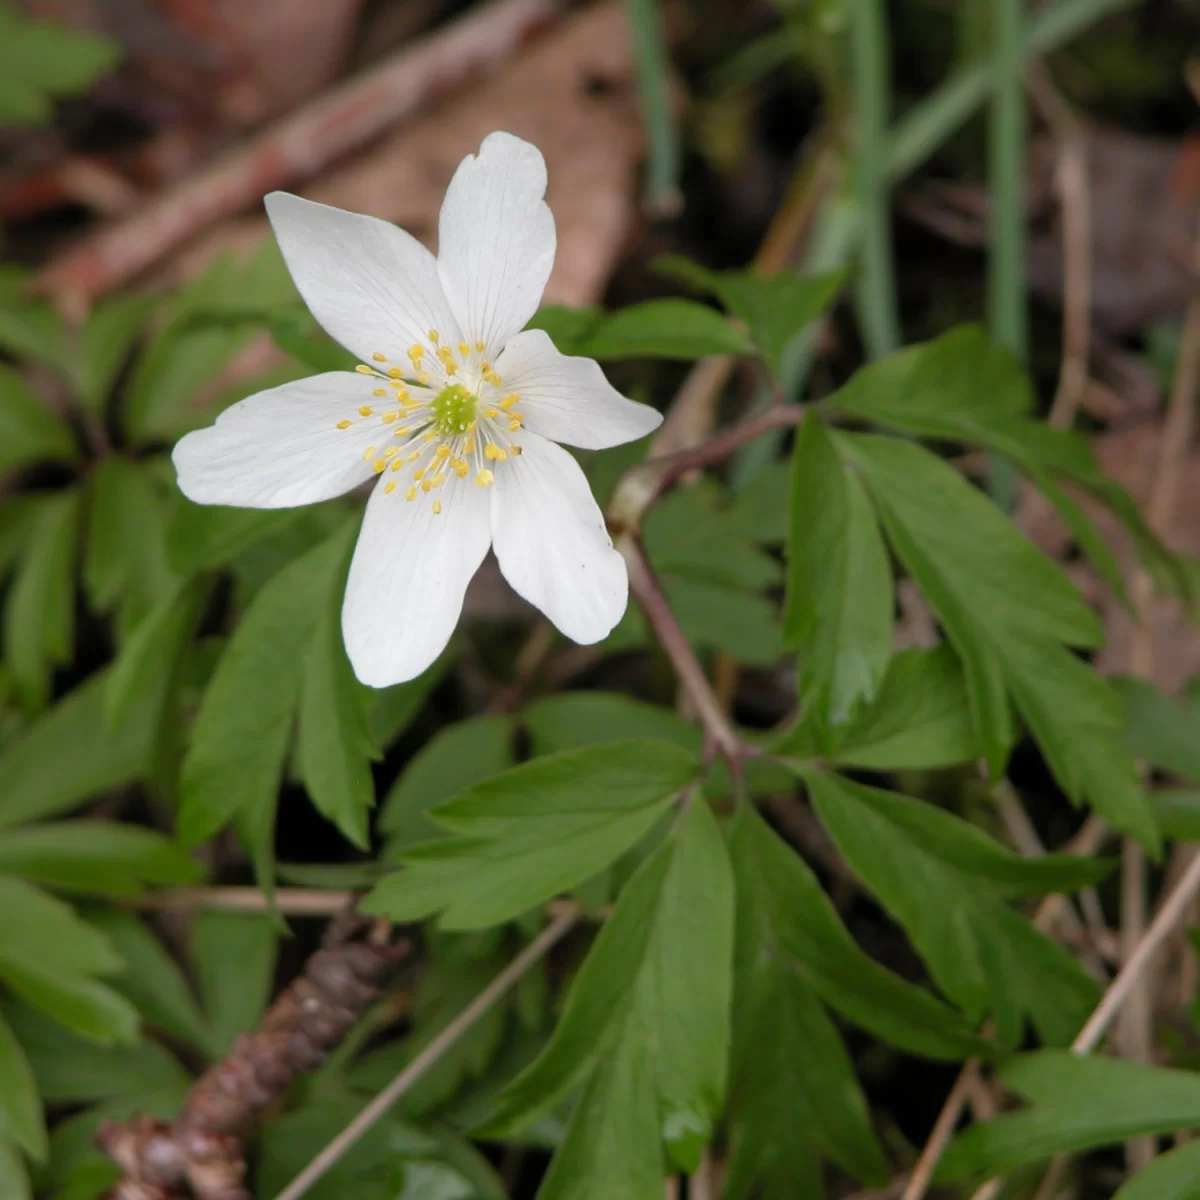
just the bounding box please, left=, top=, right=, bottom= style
left=36, top=0, right=561, bottom=307
left=99, top=912, right=411, bottom=1200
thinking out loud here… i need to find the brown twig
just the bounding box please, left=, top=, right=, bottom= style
left=1026, top=64, right=1092, bottom=430
left=620, top=532, right=746, bottom=762
left=273, top=907, right=578, bottom=1200
left=36, top=0, right=561, bottom=307
left=124, top=887, right=356, bottom=915
left=100, top=912, right=412, bottom=1200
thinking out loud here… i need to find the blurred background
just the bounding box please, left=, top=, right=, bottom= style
left=3, top=1, right=1200, bottom=1199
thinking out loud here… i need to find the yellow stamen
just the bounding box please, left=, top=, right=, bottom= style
left=457, top=341, right=470, bottom=357
left=432, top=499, right=442, bottom=515
left=484, top=407, right=498, bottom=418
left=408, top=451, right=421, bottom=462
left=372, top=459, right=385, bottom=473
left=355, top=364, right=374, bottom=375
left=388, top=367, right=403, bottom=379
left=405, top=486, right=417, bottom=501
left=511, top=444, right=522, bottom=456
left=407, top=344, right=424, bottom=361
left=395, top=426, right=411, bottom=437
left=435, top=445, right=450, bottom=459
left=475, top=469, right=494, bottom=487
left=463, top=436, right=476, bottom=454
left=359, top=406, right=373, bottom=417
left=508, top=419, right=522, bottom=432
left=494, top=447, right=508, bottom=462
left=484, top=444, right=499, bottom=460
left=413, top=468, right=425, bottom=480
left=428, top=329, right=440, bottom=344
left=363, top=446, right=377, bottom=461
left=474, top=340, right=486, bottom=353
left=336, top=419, right=352, bottom=430
left=372, top=352, right=387, bottom=362
left=384, top=446, right=399, bottom=459
left=417, top=372, right=431, bottom=385
left=384, top=481, right=397, bottom=494
left=390, top=460, right=404, bottom=473
left=421, top=479, right=432, bottom=493
left=382, top=413, right=397, bottom=424
left=372, top=388, right=387, bottom=397
left=500, top=394, right=519, bottom=410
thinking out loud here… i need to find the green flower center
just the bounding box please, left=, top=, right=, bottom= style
left=429, top=383, right=477, bottom=436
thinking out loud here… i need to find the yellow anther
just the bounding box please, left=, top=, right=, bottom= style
left=454, top=462, right=468, bottom=478
left=432, top=499, right=443, bottom=515
left=431, top=472, right=446, bottom=487
left=435, top=445, right=450, bottom=459
left=443, top=363, right=457, bottom=377
left=388, top=367, right=403, bottom=379
left=457, top=341, right=470, bottom=357
left=384, top=446, right=399, bottom=459
left=395, top=426, right=411, bottom=436
left=511, top=444, right=522, bottom=456
left=413, top=469, right=425, bottom=481
left=385, top=481, right=397, bottom=494
left=336, top=419, right=352, bottom=430
left=428, top=329, right=440, bottom=344
left=480, top=360, right=491, bottom=373
left=407, top=344, right=424, bottom=361
left=359, top=406, right=374, bottom=417
left=372, top=352, right=387, bottom=362
left=466, top=421, right=476, bottom=432
left=390, top=459, right=404, bottom=473
left=363, top=446, right=378, bottom=461
left=494, top=448, right=508, bottom=462
left=484, top=444, right=499, bottom=460
left=373, top=459, right=385, bottom=473
left=405, top=485, right=417, bottom=501
left=372, top=388, right=387, bottom=397
left=484, top=407, right=498, bottom=418
left=417, top=372, right=431, bottom=385
left=484, top=371, right=501, bottom=388
left=475, top=469, right=494, bottom=487
left=382, top=412, right=397, bottom=424
left=423, top=430, right=436, bottom=441
left=509, top=419, right=522, bottom=432
left=500, top=394, right=519, bottom=410
left=474, top=340, right=486, bottom=353
left=463, top=436, right=476, bottom=454
left=407, top=451, right=421, bottom=462
left=421, top=479, right=432, bottom=493
left=355, top=364, right=374, bottom=375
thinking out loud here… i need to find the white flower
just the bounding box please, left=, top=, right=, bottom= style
left=173, top=132, right=661, bottom=687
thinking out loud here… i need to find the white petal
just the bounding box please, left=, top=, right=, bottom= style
left=495, top=329, right=663, bottom=450
left=172, top=373, right=389, bottom=508
left=265, top=192, right=462, bottom=366
left=436, top=132, right=556, bottom=353
left=343, top=476, right=491, bottom=687
left=490, top=433, right=626, bottom=644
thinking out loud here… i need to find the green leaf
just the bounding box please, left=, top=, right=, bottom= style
left=0, top=666, right=159, bottom=830
left=0, top=821, right=200, bottom=895
left=577, top=299, right=753, bottom=361
left=0, top=1137, right=30, bottom=1200
left=1, top=999, right=185, bottom=1104
left=5, top=489, right=80, bottom=712
left=776, top=645, right=980, bottom=769
left=106, top=577, right=207, bottom=729
left=823, top=326, right=1188, bottom=606
left=784, top=414, right=892, bottom=733
left=524, top=305, right=605, bottom=355
left=363, top=740, right=700, bottom=929
left=0, top=269, right=64, bottom=366
left=0, top=364, right=76, bottom=474
left=165, top=489, right=299, bottom=575
left=70, top=294, right=153, bottom=413
left=266, top=310, right=357, bottom=374
left=493, top=800, right=733, bottom=1183
left=727, top=838, right=887, bottom=1196
left=1153, top=790, right=1200, bottom=842
left=655, top=256, right=845, bottom=372
left=369, top=658, right=448, bottom=749
left=727, top=805, right=986, bottom=1060
left=1113, top=675, right=1200, bottom=781
left=0, top=6, right=120, bottom=124
left=298, top=545, right=378, bottom=848
left=523, top=692, right=701, bottom=758
left=840, top=431, right=1158, bottom=853
left=84, top=458, right=178, bottom=640
left=725, top=460, right=789, bottom=543
left=0, top=877, right=137, bottom=1043
left=380, top=715, right=516, bottom=853
left=190, top=911, right=277, bottom=1057
left=663, top=574, right=784, bottom=665
left=1112, top=1140, right=1200, bottom=1200
left=940, top=1053, right=1200, bottom=1182
left=84, top=912, right=210, bottom=1055
left=179, top=523, right=352, bottom=858
left=0, top=1009, right=44, bottom=1160
left=122, top=242, right=299, bottom=442
left=802, top=769, right=1100, bottom=1046
left=644, top=478, right=782, bottom=591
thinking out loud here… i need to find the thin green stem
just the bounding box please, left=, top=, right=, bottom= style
left=986, top=0, right=1027, bottom=508
left=621, top=0, right=681, bottom=216
left=848, top=0, right=900, bottom=359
